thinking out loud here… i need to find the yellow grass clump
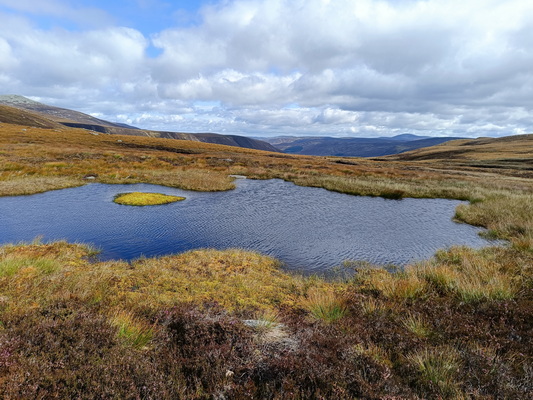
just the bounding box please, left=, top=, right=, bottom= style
left=356, top=266, right=427, bottom=300
left=113, top=192, right=185, bottom=206
left=415, top=247, right=518, bottom=303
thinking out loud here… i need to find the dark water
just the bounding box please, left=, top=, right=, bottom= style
left=0, top=179, right=493, bottom=274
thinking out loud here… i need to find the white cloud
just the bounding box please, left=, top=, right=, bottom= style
left=1, top=0, right=533, bottom=137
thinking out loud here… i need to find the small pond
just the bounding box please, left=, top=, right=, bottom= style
left=0, top=179, right=494, bottom=274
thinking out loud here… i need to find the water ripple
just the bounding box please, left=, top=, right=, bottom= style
left=0, top=179, right=494, bottom=274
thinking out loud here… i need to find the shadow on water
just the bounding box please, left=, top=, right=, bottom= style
left=0, top=179, right=494, bottom=275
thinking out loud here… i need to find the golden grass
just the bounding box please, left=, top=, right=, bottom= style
left=109, top=309, right=155, bottom=349
left=113, top=192, right=185, bottom=206
left=303, top=287, right=348, bottom=323
left=0, top=176, right=83, bottom=196
left=454, top=192, right=533, bottom=250
left=360, top=296, right=389, bottom=316
left=355, top=246, right=522, bottom=304
left=352, top=342, right=393, bottom=369
left=0, top=241, right=342, bottom=318
left=403, top=313, right=432, bottom=338
left=1, top=122, right=531, bottom=308
left=356, top=267, right=427, bottom=300
left=417, top=247, right=518, bottom=303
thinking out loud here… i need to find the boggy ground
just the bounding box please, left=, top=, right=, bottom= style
left=0, top=242, right=531, bottom=399
left=0, top=123, right=532, bottom=398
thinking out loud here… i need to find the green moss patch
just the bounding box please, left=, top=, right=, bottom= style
left=113, top=192, right=185, bottom=206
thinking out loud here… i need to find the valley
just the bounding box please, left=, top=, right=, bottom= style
left=0, top=108, right=532, bottom=399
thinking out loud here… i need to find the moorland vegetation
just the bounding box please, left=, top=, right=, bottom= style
left=113, top=192, right=186, bottom=206
left=0, top=118, right=532, bottom=399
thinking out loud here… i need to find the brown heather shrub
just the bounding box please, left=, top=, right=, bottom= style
left=0, top=302, right=170, bottom=399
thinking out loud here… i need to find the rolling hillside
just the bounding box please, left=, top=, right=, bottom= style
left=0, top=104, right=65, bottom=129
left=0, top=95, right=279, bottom=152
left=381, top=134, right=533, bottom=171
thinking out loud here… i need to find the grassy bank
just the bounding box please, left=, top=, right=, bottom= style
left=0, top=240, right=531, bottom=399
left=1, top=123, right=532, bottom=398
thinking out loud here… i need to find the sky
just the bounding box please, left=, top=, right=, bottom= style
left=0, top=0, right=532, bottom=138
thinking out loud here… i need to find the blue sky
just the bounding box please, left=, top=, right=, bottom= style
left=0, top=0, right=206, bottom=32
left=0, top=0, right=532, bottom=138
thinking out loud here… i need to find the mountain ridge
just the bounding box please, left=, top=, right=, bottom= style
left=261, top=134, right=466, bottom=157
left=0, top=95, right=279, bottom=152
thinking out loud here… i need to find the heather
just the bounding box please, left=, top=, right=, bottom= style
left=0, top=123, right=532, bottom=398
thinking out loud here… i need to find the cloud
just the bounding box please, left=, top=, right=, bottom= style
left=1, top=0, right=533, bottom=137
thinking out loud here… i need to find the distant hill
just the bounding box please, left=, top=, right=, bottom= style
left=262, top=135, right=465, bottom=157
left=380, top=133, right=432, bottom=141
left=0, top=95, right=279, bottom=152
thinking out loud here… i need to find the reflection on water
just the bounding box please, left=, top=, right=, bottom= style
left=0, top=179, right=493, bottom=274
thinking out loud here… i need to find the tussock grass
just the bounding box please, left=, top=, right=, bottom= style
left=0, top=243, right=333, bottom=316
left=303, top=287, right=348, bottom=323
left=352, top=342, right=393, bottom=368
left=115, top=249, right=311, bottom=313
left=408, top=347, right=462, bottom=398
left=403, top=313, right=432, bottom=338
left=356, top=267, right=427, bottom=300
left=292, top=174, right=483, bottom=200
left=110, top=309, right=155, bottom=349
left=416, top=247, right=518, bottom=303
left=354, top=247, right=521, bottom=304
left=140, top=169, right=236, bottom=192
left=0, top=257, right=59, bottom=277
left=113, top=192, right=185, bottom=206
left=99, top=169, right=236, bottom=192
left=252, top=308, right=281, bottom=330
left=360, top=296, right=388, bottom=316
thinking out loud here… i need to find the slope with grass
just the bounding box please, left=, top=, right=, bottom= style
left=0, top=104, right=65, bottom=129
left=0, top=96, right=280, bottom=152
left=382, top=134, right=533, bottom=170
left=0, top=118, right=532, bottom=398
